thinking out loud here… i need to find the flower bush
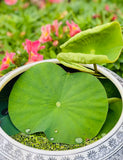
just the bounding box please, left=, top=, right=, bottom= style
left=0, top=0, right=123, bottom=76
left=66, top=21, right=81, bottom=37
left=0, top=18, right=81, bottom=75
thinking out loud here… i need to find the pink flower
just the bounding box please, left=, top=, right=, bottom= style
left=23, top=39, right=45, bottom=63
left=60, top=11, right=68, bottom=19
left=23, top=39, right=45, bottom=54
left=26, top=53, right=43, bottom=64
left=39, top=24, right=52, bottom=43
left=22, top=2, right=30, bottom=9
left=51, top=20, right=62, bottom=37
left=40, top=0, right=46, bottom=8
left=0, top=52, right=15, bottom=71
left=105, top=4, right=110, bottom=12
left=63, top=26, right=68, bottom=33
left=53, top=40, right=59, bottom=46
left=66, top=21, right=81, bottom=37
left=92, top=14, right=100, bottom=19
left=111, top=14, right=117, bottom=21
left=4, top=0, right=17, bottom=5
left=49, top=0, right=64, bottom=3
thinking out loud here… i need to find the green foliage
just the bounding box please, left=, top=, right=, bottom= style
left=105, top=52, right=123, bottom=77
left=9, top=62, right=108, bottom=144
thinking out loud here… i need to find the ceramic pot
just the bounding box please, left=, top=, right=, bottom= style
left=0, top=59, right=123, bottom=160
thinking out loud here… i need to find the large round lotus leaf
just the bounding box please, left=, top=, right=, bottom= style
left=58, top=22, right=123, bottom=64
left=8, top=62, right=108, bottom=144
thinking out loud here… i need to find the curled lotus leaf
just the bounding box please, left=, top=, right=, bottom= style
left=9, top=62, right=108, bottom=144
left=58, top=21, right=123, bottom=64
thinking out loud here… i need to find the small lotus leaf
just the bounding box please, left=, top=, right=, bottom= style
left=0, top=115, right=19, bottom=136
left=98, top=99, right=122, bottom=136
left=58, top=22, right=123, bottom=64
left=99, top=78, right=121, bottom=98
left=0, top=76, right=20, bottom=135
left=9, top=62, right=108, bottom=144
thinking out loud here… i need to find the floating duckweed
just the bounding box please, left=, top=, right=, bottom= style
left=12, top=132, right=99, bottom=151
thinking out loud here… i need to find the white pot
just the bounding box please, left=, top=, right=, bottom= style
left=0, top=59, right=123, bottom=160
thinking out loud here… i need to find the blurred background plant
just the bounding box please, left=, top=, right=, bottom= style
left=0, top=0, right=123, bottom=76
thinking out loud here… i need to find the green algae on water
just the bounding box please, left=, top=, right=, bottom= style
left=12, top=132, right=99, bottom=151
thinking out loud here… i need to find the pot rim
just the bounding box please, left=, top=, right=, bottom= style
left=0, top=59, right=123, bottom=156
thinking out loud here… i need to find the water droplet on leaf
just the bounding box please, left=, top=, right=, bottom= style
left=101, top=133, right=106, bottom=137
left=56, top=101, right=61, bottom=108
left=25, top=129, right=31, bottom=133
left=54, top=130, right=58, bottom=133
left=75, top=137, right=83, bottom=144
left=50, top=137, right=54, bottom=141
